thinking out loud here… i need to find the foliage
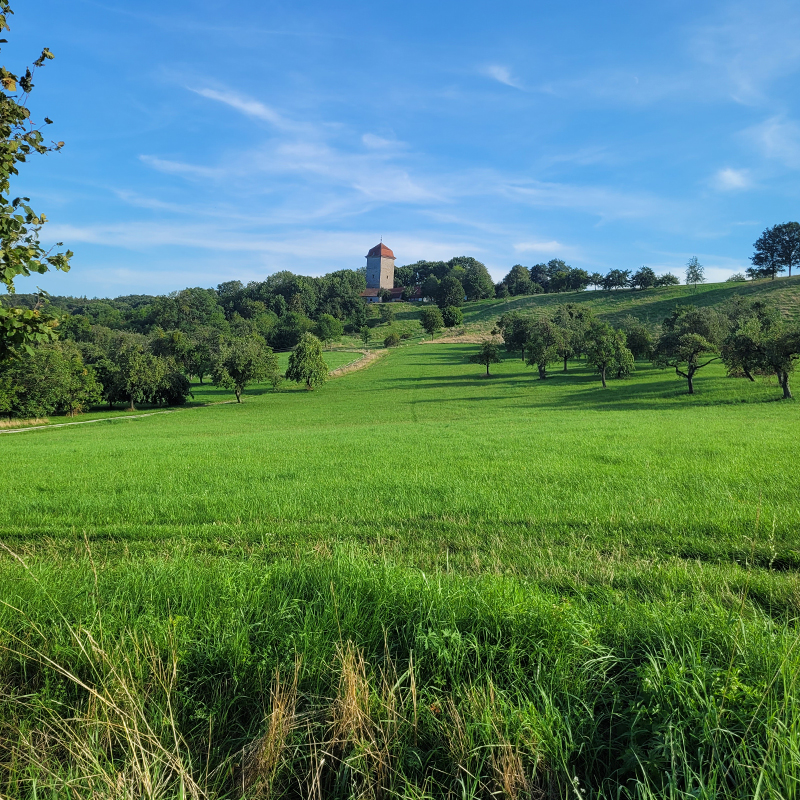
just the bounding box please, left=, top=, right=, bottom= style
left=419, top=306, right=443, bottom=338
left=584, top=320, right=634, bottom=387
left=721, top=299, right=800, bottom=398
left=420, top=274, right=440, bottom=300
left=602, top=269, right=631, bottom=291
left=378, top=304, right=395, bottom=325
left=0, top=340, right=99, bottom=418
left=685, top=256, right=705, bottom=291
left=618, top=315, right=654, bottom=360
left=502, top=264, right=534, bottom=296
left=436, top=275, right=464, bottom=309
left=726, top=272, right=747, bottom=282
left=495, top=311, right=532, bottom=361
left=750, top=222, right=800, bottom=279
left=655, top=272, right=680, bottom=287
left=454, top=256, right=494, bottom=300
left=629, top=266, right=657, bottom=290
left=468, top=338, right=501, bottom=375
left=286, top=332, right=328, bottom=390
left=552, top=303, right=593, bottom=371
left=211, top=334, right=278, bottom=402
left=383, top=332, right=400, bottom=348
left=359, top=326, right=371, bottom=347
left=0, top=8, right=72, bottom=360
left=524, top=317, right=562, bottom=379
left=441, top=306, right=463, bottom=328
left=315, top=313, right=344, bottom=346
left=653, top=306, right=722, bottom=394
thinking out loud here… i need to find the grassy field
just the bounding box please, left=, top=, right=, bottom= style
left=2, top=341, right=800, bottom=797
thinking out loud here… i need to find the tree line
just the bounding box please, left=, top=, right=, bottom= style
left=467, top=297, right=800, bottom=398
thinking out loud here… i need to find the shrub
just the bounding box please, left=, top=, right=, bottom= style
left=441, top=307, right=463, bottom=328
left=384, top=332, right=400, bottom=348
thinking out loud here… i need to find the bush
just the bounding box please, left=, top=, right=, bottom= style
left=400, top=332, right=412, bottom=340
left=441, top=306, right=463, bottom=328
left=384, top=332, right=400, bottom=348
left=726, top=272, right=747, bottom=282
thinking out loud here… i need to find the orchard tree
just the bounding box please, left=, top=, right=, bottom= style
left=469, top=339, right=501, bottom=376
left=630, top=266, right=657, bottom=290
left=588, top=272, right=604, bottom=290
left=503, top=264, right=533, bottom=296
left=584, top=320, right=633, bottom=387
left=655, top=273, right=680, bottom=287
left=383, top=332, right=400, bottom=348
left=525, top=318, right=562, bottom=380
left=211, top=334, right=279, bottom=402
left=618, top=315, right=653, bottom=360
left=653, top=306, right=722, bottom=394
left=552, top=304, right=593, bottom=371
left=360, top=325, right=371, bottom=347
left=0, top=6, right=73, bottom=360
left=685, top=257, right=705, bottom=291
left=286, top=332, right=328, bottom=390
left=419, top=306, right=443, bottom=338
left=496, top=311, right=533, bottom=361
left=421, top=274, right=440, bottom=300
left=750, top=222, right=800, bottom=279
left=722, top=300, right=800, bottom=398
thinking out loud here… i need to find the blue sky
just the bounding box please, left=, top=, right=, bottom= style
left=8, top=0, right=800, bottom=297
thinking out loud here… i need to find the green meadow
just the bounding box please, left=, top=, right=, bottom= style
left=2, top=340, right=800, bottom=798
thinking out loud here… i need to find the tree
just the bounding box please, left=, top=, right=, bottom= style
left=454, top=257, right=494, bottom=300
left=469, top=339, right=501, bottom=376
left=653, top=306, right=722, bottom=394
left=0, top=10, right=72, bottom=360
left=421, top=275, right=440, bottom=300
left=618, top=315, right=653, bottom=360
left=685, top=257, right=705, bottom=291
left=315, top=313, right=343, bottom=347
left=383, top=332, right=400, bottom=348
left=360, top=326, right=371, bottom=347
left=602, top=269, right=631, bottom=291
left=726, top=272, right=747, bottom=282
left=721, top=300, right=800, bottom=398
left=552, top=304, right=592, bottom=371
left=419, top=306, right=443, bottom=338
left=584, top=321, right=633, bottom=387
left=436, top=275, right=465, bottom=308
left=751, top=222, right=800, bottom=279
left=378, top=304, right=395, bottom=325
left=494, top=282, right=510, bottom=298
left=525, top=318, right=562, bottom=379
left=286, top=332, right=328, bottom=390
left=496, top=311, right=532, bottom=361
left=655, top=273, right=680, bottom=287
left=630, top=266, right=657, bottom=290
left=441, top=306, right=463, bottom=328
left=503, top=265, right=533, bottom=296
left=211, top=335, right=278, bottom=402
left=588, top=272, right=604, bottom=290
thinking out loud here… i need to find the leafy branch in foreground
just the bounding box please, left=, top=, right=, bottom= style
left=0, top=1, right=72, bottom=360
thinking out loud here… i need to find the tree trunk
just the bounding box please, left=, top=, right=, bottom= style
left=743, top=368, right=755, bottom=382
left=199, top=375, right=204, bottom=385
left=235, top=388, right=242, bottom=403
left=779, top=370, right=793, bottom=399
left=600, top=367, right=606, bottom=388
left=485, top=362, right=490, bottom=376
left=563, top=356, right=568, bottom=372
left=687, top=374, right=694, bottom=394
left=538, top=364, right=547, bottom=380
left=129, top=398, right=136, bottom=411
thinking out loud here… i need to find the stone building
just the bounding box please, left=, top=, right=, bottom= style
left=361, top=242, right=395, bottom=303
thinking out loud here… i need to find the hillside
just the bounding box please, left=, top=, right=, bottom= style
left=371, top=276, right=800, bottom=343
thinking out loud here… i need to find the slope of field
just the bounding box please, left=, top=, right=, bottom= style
left=2, top=345, right=799, bottom=798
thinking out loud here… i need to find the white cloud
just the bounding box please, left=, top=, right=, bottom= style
left=481, top=64, right=524, bottom=90
left=188, top=87, right=299, bottom=131
left=713, top=167, right=750, bottom=190
left=749, top=116, right=800, bottom=168
left=139, top=155, right=223, bottom=180
left=362, top=133, right=401, bottom=149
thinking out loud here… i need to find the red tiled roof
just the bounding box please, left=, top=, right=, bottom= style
left=366, top=243, right=395, bottom=259
left=360, top=288, right=381, bottom=296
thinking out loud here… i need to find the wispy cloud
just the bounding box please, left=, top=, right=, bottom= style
left=481, top=64, right=524, bottom=90
left=713, top=167, right=750, bottom=190
left=748, top=116, right=800, bottom=168
left=188, top=87, right=302, bottom=132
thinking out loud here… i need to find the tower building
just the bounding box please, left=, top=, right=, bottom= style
left=365, top=243, right=395, bottom=291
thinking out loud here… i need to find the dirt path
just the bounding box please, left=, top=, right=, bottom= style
left=328, top=348, right=388, bottom=377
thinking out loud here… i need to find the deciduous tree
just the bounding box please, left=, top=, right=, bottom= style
left=0, top=6, right=72, bottom=360
left=212, top=335, right=278, bottom=402
left=685, top=257, right=705, bottom=291
left=441, top=306, right=463, bottom=328
left=419, top=307, right=443, bottom=338
left=525, top=318, right=562, bottom=380
left=584, top=321, right=633, bottom=387
left=286, top=332, right=328, bottom=390
left=469, top=339, right=501, bottom=376
left=653, top=306, right=722, bottom=394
